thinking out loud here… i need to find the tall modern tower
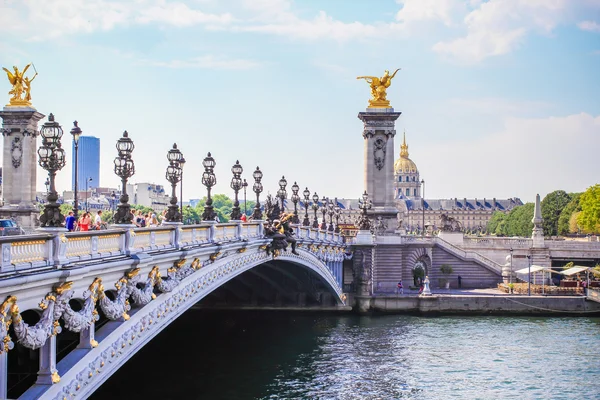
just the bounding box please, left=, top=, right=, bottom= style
left=72, top=136, right=100, bottom=189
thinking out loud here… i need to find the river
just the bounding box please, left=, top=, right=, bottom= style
left=93, top=310, right=600, bottom=399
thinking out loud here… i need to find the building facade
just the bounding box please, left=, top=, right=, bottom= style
left=134, top=182, right=170, bottom=212
left=72, top=136, right=100, bottom=190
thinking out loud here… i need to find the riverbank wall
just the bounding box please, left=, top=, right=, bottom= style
left=353, top=294, right=600, bottom=316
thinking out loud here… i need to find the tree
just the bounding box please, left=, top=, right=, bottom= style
left=60, top=203, right=73, bottom=216
left=486, top=211, right=507, bottom=236
left=541, top=190, right=571, bottom=236
left=578, top=184, right=600, bottom=234
left=569, top=211, right=581, bottom=234
left=131, top=204, right=155, bottom=216
left=504, top=203, right=534, bottom=237
left=558, top=193, right=582, bottom=235
left=183, top=205, right=200, bottom=225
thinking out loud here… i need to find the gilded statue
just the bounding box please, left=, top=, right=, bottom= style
left=2, top=63, right=37, bottom=107
left=357, top=68, right=400, bottom=108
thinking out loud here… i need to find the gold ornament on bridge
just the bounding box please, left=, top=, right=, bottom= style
left=357, top=69, right=400, bottom=109
left=2, top=63, right=38, bottom=107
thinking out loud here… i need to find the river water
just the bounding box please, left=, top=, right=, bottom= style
left=93, top=311, right=600, bottom=399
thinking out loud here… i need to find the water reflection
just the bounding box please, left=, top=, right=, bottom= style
left=93, top=312, right=600, bottom=400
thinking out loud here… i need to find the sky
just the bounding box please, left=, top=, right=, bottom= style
left=1, top=0, right=599, bottom=205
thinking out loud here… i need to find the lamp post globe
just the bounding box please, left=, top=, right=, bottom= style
left=38, top=113, right=66, bottom=227
left=251, top=166, right=263, bottom=220
left=230, top=160, right=243, bottom=221
left=277, top=175, right=287, bottom=212
left=113, top=131, right=135, bottom=224
left=302, top=187, right=311, bottom=226
left=312, top=192, right=320, bottom=229
left=201, top=152, right=217, bottom=221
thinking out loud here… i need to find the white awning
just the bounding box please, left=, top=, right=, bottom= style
left=561, top=266, right=590, bottom=276
left=515, top=265, right=549, bottom=274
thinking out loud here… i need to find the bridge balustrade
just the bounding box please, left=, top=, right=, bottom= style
left=0, top=234, right=54, bottom=272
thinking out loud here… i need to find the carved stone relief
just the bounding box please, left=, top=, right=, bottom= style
left=11, top=136, right=23, bottom=168
left=373, top=137, right=386, bottom=170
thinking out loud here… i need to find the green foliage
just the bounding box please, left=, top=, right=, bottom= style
left=440, top=264, right=454, bottom=274
left=563, top=262, right=574, bottom=271
left=577, top=184, right=600, bottom=234
left=541, top=190, right=572, bottom=236
left=183, top=205, right=200, bottom=225
left=486, top=211, right=507, bottom=236
left=59, top=203, right=73, bottom=216
left=102, top=210, right=115, bottom=224
left=503, top=203, right=534, bottom=237
left=131, top=204, right=155, bottom=216
left=558, top=193, right=582, bottom=235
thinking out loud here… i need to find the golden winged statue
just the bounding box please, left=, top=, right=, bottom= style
left=357, top=68, right=400, bottom=108
left=2, top=63, right=37, bottom=107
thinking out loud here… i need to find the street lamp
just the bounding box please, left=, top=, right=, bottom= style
left=509, top=248, right=513, bottom=284
left=251, top=166, right=263, bottom=220
left=85, top=177, right=92, bottom=212
left=242, top=179, right=248, bottom=216
left=70, top=120, right=81, bottom=219
left=179, top=157, right=186, bottom=217
left=201, top=152, right=217, bottom=221
left=334, top=198, right=341, bottom=233
left=357, top=191, right=373, bottom=231
left=527, top=253, right=532, bottom=296
left=230, top=160, right=243, bottom=220
left=277, top=175, right=287, bottom=213
left=302, top=187, right=310, bottom=226
left=421, top=179, right=425, bottom=236
left=291, top=181, right=300, bottom=224
left=312, top=192, right=319, bottom=229
left=38, top=113, right=66, bottom=227
left=165, top=143, right=183, bottom=222
left=327, top=198, right=335, bottom=232
left=113, top=130, right=135, bottom=224
left=320, top=196, right=327, bottom=230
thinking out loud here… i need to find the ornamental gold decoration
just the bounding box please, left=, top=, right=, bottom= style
left=2, top=63, right=38, bottom=107
left=357, top=69, right=400, bottom=109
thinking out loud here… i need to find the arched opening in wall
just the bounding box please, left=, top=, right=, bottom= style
left=7, top=309, right=41, bottom=399
left=198, top=260, right=340, bottom=309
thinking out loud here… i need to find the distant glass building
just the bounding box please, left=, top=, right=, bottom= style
left=72, top=136, right=100, bottom=190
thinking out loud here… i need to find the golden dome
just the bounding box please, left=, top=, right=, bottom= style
left=394, top=132, right=418, bottom=174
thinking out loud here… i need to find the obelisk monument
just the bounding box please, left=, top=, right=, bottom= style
left=0, top=64, right=44, bottom=231
left=357, top=69, right=401, bottom=233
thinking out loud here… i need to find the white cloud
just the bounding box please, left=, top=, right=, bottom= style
left=578, top=20, right=600, bottom=32
left=0, top=0, right=233, bottom=40
left=448, top=97, right=553, bottom=115
left=432, top=0, right=600, bottom=63
left=423, top=112, right=600, bottom=200
left=396, top=0, right=465, bottom=26
left=141, top=55, right=260, bottom=70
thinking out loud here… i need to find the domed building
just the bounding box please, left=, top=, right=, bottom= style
left=393, top=132, right=421, bottom=200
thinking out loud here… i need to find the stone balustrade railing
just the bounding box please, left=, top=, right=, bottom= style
left=0, top=221, right=346, bottom=275
left=463, top=237, right=533, bottom=248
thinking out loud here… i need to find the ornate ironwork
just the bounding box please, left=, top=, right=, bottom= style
left=251, top=166, right=263, bottom=220
left=113, top=131, right=135, bottom=224
left=334, top=197, right=341, bottom=233
left=327, top=197, right=335, bottom=232
left=277, top=175, right=287, bottom=213
left=356, top=191, right=373, bottom=231
left=38, top=113, right=66, bottom=227
left=165, top=143, right=183, bottom=222
left=201, top=152, right=217, bottom=221
left=230, top=160, right=243, bottom=220
left=291, top=181, right=300, bottom=224
left=320, top=196, right=327, bottom=230
left=302, top=187, right=310, bottom=226
left=70, top=121, right=82, bottom=218
left=311, top=192, right=319, bottom=229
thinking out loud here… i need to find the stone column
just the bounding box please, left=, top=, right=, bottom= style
left=36, top=335, right=59, bottom=385
left=358, top=108, right=401, bottom=234
left=0, top=107, right=45, bottom=232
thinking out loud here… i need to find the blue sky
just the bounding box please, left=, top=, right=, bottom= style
left=1, top=0, right=599, bottom=204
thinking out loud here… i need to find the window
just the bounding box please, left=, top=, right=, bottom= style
left=413, top=176, right=416, bottom=181
left=413, top=189, right=417, bottom=196
left=406, top=188, right=410, bottom=196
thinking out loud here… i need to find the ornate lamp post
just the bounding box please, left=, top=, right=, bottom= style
left=312, top=192, right=320, bottom=229
left=85, top=177, right=92, bottom=212
left=357, top=191, right=373, bottom=231
left=242, top=179, right=248, bottom=216
left=291, top=181, right=300, bottom=224
left=327, top=197, right=335, bottom=232
left=230, top=160, right=243, bottom=220
left=334, top=197, right=341, bottom=233
left=201, top=152, right=217, bottom=221
left=113, top=131, right=135, bottom=224
left=70, top=121, right=81, bottom=219
left=277, top=175, right=287, bottom=213
left=44, top=178, right=49, bottom=196
left=165, top=143, right=183, bottom=222
left=302, top=187, right=310, bottom=226
left=320, top=196, right=327, bottom=230
left=38, top=113, right=66, bottom=227
left=251, top=166, right=263, bottom=220
left=179, top=157, right=185, bottom=216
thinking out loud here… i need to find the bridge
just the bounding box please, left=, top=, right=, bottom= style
left=0, top=222, right=348, bottom=399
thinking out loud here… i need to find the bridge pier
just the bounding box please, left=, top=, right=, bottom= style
left=36, top=335, right=59, bottom=385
